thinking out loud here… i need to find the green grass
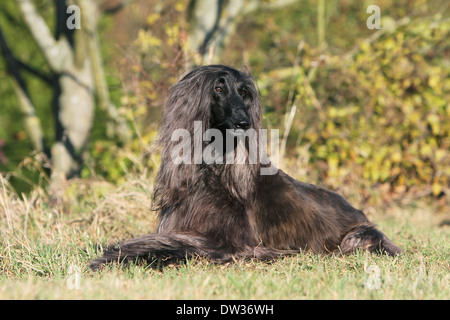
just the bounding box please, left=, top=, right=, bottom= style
left=0, top=176, right=448, bottom=299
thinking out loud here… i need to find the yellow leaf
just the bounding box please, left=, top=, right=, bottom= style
left=420, top=144, right=432, bottom=157
left=391, top=151, right=402, bottom=163
left=435, top=149, right=445, bottom=162
left=146, top=13, right=160, bottom=26
left=409, top=111, right=421, bottom=125
left=327, top=154, right=339, bottom=172
left=432, top=183, right=442, bottom=196
left=426, top=114, right=440, bottom=135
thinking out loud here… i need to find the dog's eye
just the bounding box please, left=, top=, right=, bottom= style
left=238, top=89, right=248, bottom=97
left=215, top=86, right=223, bottom=93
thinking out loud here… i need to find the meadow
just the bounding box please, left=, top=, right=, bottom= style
left=0, top=0, right=448, bottom=301
left=1, top=174, right=448, bottom=300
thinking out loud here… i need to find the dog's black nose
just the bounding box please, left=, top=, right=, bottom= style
left=235, top=119, right=250, bottom=130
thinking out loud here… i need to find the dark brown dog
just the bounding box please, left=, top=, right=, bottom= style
left=89, top=65, right=401, bottom=270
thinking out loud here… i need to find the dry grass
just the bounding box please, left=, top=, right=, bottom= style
left=0, top=173, right=448, bottom=299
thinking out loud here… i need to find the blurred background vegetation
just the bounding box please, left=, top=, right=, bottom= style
left=0, top=0, right=448, bottom=211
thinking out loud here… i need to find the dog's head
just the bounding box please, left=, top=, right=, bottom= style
left=172, top=65, right=261, bottom=135
left=209, top=68, right=253, bottom=135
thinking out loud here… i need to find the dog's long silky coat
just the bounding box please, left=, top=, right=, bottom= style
left=90, top=65, right=401, bottom=270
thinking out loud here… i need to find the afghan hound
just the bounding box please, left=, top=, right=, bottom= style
left=89, top=65, right=401, bottom=270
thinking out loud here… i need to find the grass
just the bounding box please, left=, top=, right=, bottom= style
left=0, top=174, right=449, bottom=300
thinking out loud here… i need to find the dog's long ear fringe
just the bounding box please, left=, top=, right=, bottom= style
left=152, top=69, right=216, bottom=212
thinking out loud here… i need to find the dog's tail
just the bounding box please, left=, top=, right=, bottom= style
left=89, top=233, right=296, bottom=270
left=89, top=233, right=213, bottom=270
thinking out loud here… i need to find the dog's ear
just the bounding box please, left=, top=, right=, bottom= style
left=248, top=89, right=262, bottom=130
left=241, top=65, right=250, bottom=76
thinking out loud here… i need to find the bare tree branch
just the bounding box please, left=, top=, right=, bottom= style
left=17, top=0, right=71, bottom=72
left=16, top=60, right=53, bottom=84
left=188, top=0, right=300, bottom=62
left=0, top=25, right=45, bottom=153
left=77, top=0, right=131, bottom=143
left=101, top=0, right=135, bottom=15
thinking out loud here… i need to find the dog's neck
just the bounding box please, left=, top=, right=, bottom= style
left=204, top=142, right=260, bottom=205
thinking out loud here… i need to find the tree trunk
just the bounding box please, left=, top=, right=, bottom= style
left=0, top=26, right=45, bottom=154
left=17, top=0, right=95, bottom=181
left=187, top=0, right=299, bottom=63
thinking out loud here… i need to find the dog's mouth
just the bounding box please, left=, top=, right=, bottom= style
left=212, top=121, right=251, bottom=136
left=227, top=118, right=251, bottom=136
left=228, top=128, right=246, bottom=136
